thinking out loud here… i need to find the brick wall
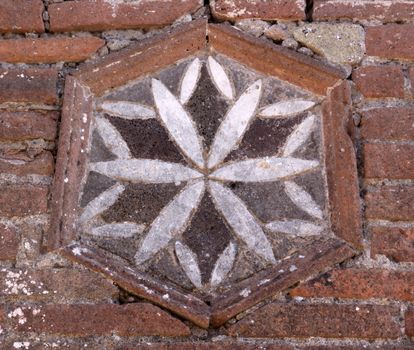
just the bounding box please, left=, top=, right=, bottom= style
left=0, top=0, right=413, bottom=349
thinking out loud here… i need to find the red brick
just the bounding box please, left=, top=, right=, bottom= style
left=361, top=107, right=414, bottom=141
left=0, top=37, right=105, bottom=64
left=314, top=0, right=414, bottom=23
left=365, top=185, right=414, bottom=221
left=124, top=344, right=291, bottom=350
left=0, top=0, right=44, bottom=34
left=0, top=110, right=58, bottom=141
left=352, top=66, right=404, bottom=98
left=0, top=268, right=118, bottom=302
left=371, top=226, right=414, bottom=263
left=364, top=143, right=414, bottom=180
left=291, top=268, right=414, bottom=301
left=410, top=67, right=414, bottom=95
left=0, top=224, right=19, bottom=261
left=49, top=0, right=202, bottom=32
left=299, top=347, right=413, bottom=350
left=11, top=303, right=190, bottom=337
left=366, top=24, right=414, bottom=60
left=407, top=308, right=414, bottom=337
left=0, top=68, right=58, bottom=105
left=0, top=185, right=48, bottom=217
left=229, top=303, right=401, bottom=339
left=0, top=151, right=54, bottom=176
left=211, top=0, right=305, bottom=21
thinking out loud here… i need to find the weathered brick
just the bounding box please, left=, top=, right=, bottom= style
left=0, top=185, right=48, bottom=217
left=0, top=110, right=58, bottom=141
left=0, top=268, right=118, bottom=302
left=291, top=268, right=414, bottom=301
left=364, top=143, right=414, bottom=180
left=0, top=224, right=19, bottom=261
left=228, top=303, right=401, bottom=339
left=366, top=24, right=414, bottom=60
left=299, top=347, right=413, bottom=350
left=0, top=68, right=58, bottom=105
left=0, top=152, right=54, bottom=176
left=49, top=0, right=202, bottom=32
left=352, top=66, right=404, bottom=98
left=410, top=67, right=414, bottom=95
left=10, top=303, right=190, bottom=337
left=407, top=308, right=414, bottom=337
left=123, top=344, right=291, bottom=350
left=0, top=37, right=105, bottom=64
left=211, top=0, right=305, bottom=21
left=360, top=107, right=414, bottom=141
left=371, top=226, right=414, bottom=263
left=366, top=186, right=414, bottom=221
left=314, top=0, right=414, bottom=23
left=0, top=0, right=44, bottom=34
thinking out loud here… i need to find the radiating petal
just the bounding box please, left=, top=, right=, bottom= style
left=135, top=180, right=205, bottom=264
left=283, top=115, right=316, bottom=156
left=208, top=80, right=262, bottom=169
left=95, top=117, right=131, bottom=159
left=87, top=222, right=146, bottom=238
left=284, top=181, right=324, bottom=219
left=210, top=156, right=319, bottom=182
left=175, top=241, right=202, bottom=288
left=89, top=159, right=202, bottom=184
left=79, top=184, right=125, bottom=223
left=100, top=101, right=156, bottom=119
left=259, top=100, right=315, bottom=118
left=207, top=56, right=234, bottom=100
left=208, top=181, right=275, bottom=263
left=210, top=242, right=237, bottom=286
left=180, top=58, right=201, bottom=105
left=152, top=79, right=204, bottom=168
left=265, top=219, right=324, bottom=236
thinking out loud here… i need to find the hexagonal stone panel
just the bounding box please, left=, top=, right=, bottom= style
left=48, top=20, right=362, bottom=328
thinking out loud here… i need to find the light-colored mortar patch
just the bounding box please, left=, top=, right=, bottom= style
left=293, top=23, right=365, bottom=66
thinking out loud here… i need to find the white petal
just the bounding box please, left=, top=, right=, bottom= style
left=259, top=100, right=315, bottom=118
left=284, top=181, right=324, bottom=220
left=208, top=181, right=275, bottom=263
left=79, top=184, right=125, bottom=224
left=100, top=101, right=156, bottom=119
left=135, top=180, right=205, bottom=264
left=152, top=79, right=204, bottom=168
left=210, top=157, right=319, bottom=182
left=265, top=220, right=324, bottom=236
left=175, top=241, right=202, bottom=288
left=90, top=159, right=202, bottom=184
left=208, top=80, right=262, bottom=169
left=95, top=117, right=131, bottom=159
left=283, top=115, right=316, bottom=156
left=180, top=58, right=201, bottom=105
left=207, top=56, right=234, bottom=100
left=210, top=242, right=237, bottom=286
left=88, top=222, right=146, bottom=238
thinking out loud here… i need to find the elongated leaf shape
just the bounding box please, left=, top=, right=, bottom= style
left=88, top=222, right=146, bottom=238
left=152, top=79, right=204, bottom=169
left=95, top=117, right=131, bottom=159
left=259, top=100, right=315, bottom=118
left=175, top=241, right=202, bottom=288
left=79, top=184, right=125, bottom=224
left=207, top=56, right=234, bottom=100
left=209, top=181, right=275, bottom=263
left=210, top=242, right=237, bottom=286
left=210, top=157, right=319, bottom=182
left=180, top=58, right=201, bottom=104
left=208, top=80, right=262, bottom=169
left=284, top=181, right=324, bottom=219
left=283, top=115, right=316, bottom=156
left=89, top=159, right=202, bottom=184
left=265, top=220, right=323, bottom=236
left=135, top=180, right=205, bottom=264
left=100, top=101, right=156, bottom=119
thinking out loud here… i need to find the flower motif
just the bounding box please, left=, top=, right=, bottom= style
left=79, top=56, right=323, bottom=289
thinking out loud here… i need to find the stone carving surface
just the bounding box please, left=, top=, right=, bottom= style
left=77, top=54, right=329, bottom=292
